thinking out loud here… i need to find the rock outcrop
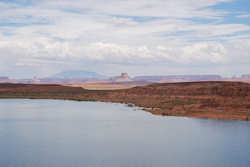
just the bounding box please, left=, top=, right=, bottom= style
left=110, top=73, right=132, bottom=82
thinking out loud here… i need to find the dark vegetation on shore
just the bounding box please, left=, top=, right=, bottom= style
left=0, top=81, right=250, bottom=121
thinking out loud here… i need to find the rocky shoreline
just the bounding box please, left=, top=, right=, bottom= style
left=0, top=81, right=250, bottom=121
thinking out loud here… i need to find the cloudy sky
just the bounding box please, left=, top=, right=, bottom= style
left=0, top=0, right=250, bottom=78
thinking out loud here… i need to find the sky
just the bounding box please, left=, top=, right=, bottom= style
left=0, top=0, right=250, bottom=78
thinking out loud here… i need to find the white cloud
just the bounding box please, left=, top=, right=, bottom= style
left=0, top=0, right=250, bottom=77
left=236, top=14, right=250, bottom=18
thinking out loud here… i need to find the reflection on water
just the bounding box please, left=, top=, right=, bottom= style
left=0, top=99, right=250, bottom=167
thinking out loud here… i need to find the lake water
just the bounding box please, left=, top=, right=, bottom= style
left=0, top=99, right=250, bottom=167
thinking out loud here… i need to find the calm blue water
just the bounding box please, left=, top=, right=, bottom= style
left=0, top=99, right=250, bottom=167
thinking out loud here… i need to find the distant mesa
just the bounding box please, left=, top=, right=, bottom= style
left=50, top=70, right=106, bottom=80
left=2, top=72, right=250, bottom=85
left=110, top=73, right=132, bottom=82
left=133, top=75, right=222, bottom=82
left=242, top=74, right=250, bottom=79
left=31, top=76, right=41, bottom=84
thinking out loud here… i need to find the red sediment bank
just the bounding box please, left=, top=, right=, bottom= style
left=0, top=81, right=250, bottom=121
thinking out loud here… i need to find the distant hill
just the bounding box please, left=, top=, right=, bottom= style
left=0, top=77, right=10, bottom=83
left=50, top=70, right=106, bottom=80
